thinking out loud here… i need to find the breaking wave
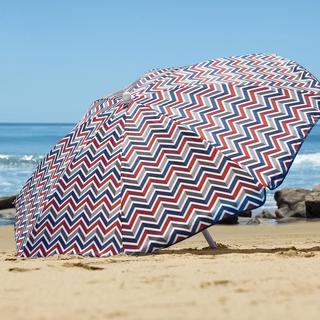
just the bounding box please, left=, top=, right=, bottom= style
left=293, top=153, right=320, bottom=167
left=0, top=155, right=43, bottom=195
left=0, top=154, right=43, bottom=168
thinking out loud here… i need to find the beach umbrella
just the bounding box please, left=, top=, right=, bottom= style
left=14, top=53, right=320, bottom=257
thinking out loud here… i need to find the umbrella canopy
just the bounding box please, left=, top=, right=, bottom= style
left=14, top=53, right=320, bottom=257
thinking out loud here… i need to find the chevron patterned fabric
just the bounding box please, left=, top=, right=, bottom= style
left=14, top=53, right=320, bottom=257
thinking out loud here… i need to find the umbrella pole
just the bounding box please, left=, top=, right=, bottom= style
left=202, top=229, right=217, bottom=249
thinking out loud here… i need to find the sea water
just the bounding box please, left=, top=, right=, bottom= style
left=1, top=122, right=320, bottom=224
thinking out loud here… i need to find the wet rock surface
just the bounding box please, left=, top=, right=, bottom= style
left=217, top=214, right=239, bottom=225
left=267, top=185, right=320, bottom=220
left=256, top=210, right=277, bottom=219
left=0, top=196, right=16, bottom=219
left=305, top=192, right=320, bottom=219
left=238, top=210, right=252, bottom=218
left=252, top=185, right=320, bottom=221
left=0, top=196, right=16, bottom=210
left=0, top=208, right=15, bottom=219
left=274, top=188, right=310, bottom=218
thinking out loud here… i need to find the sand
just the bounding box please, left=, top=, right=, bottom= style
left=1, top=221, right=320, bottom=320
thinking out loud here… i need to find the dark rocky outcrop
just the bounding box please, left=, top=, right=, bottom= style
left=274, top=187, right=311, bottom=218
left=217, top=214, right=238, bottom=225
left=273, top=185, right=320, bottom=220
left=238, top=210, right=252, bottom=218
left=0, top=208, right=15, bottom=219
left=305, top=192, right=320, bottom=219
left=0, top=195, right=16, bottom=219
left=0, top=195, right=16, bottom=210
left=255, top=209, right=277, bottom=219
left=312, top=185, right=320, bottom=192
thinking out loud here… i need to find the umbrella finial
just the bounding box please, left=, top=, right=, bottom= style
left=122, top=91, right=132, bottom=104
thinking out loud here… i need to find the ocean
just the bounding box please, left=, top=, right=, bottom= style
left=1, top=122, right=320, bottom=224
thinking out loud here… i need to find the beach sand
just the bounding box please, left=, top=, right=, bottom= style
left=1, top=221, right=320, bottom=320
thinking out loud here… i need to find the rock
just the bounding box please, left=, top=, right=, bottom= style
left=274, top=188, right=311, bottom=209
left=273, top=188, right=313, bottom=218
left=217, top=214, right=238, bottom=225
left=275, top=201, right=306, bottom=219
left=290, top=201, right=306, bottom=218
left=238, top=210, right=252, bottom=218
left=246, top=217, right=261, bottom=225
left=312, top=185, right=320, bottom=192
left=270, top=186, right=320, bottom=220
left=0, top=195, right=16, bottom=210
left=305, top=192, right=320, bottom=219
left=275, top=206, right=290, bottom=219
left=255, top=210, right=276, bottom=219
left=0, top=208, right=15, bottom=219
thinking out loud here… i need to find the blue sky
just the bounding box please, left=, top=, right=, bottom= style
left=1, top=0, right=319, bottom=123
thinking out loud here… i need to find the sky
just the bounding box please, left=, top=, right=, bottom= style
left=1, top=0, right=319, bottom=123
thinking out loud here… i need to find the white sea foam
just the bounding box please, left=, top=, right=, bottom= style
left=293, top=153, right=320, bottom=166
left=21, top=155, right=35, bottom=161
left=0, top=154, right=43, bottom=172
left=0, top=154, right=43, bottom=163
